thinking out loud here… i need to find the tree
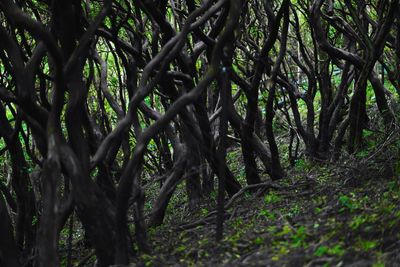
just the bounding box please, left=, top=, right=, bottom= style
left=0, top=0, right=398, bottom=266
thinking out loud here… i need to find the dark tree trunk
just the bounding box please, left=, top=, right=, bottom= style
left=0, top=193, right=21, bottom=267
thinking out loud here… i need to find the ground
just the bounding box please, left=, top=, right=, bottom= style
left=62, top=132, right=400, bottom=267
left=138, top=142, right=400, bottom=267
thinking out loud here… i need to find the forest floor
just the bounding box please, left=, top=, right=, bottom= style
left=67, top=133, right=400, bottom=267
left=135, top=139, right=400, bottom=267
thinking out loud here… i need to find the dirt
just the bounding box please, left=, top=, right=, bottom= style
left=135, top=153, right=400, bottom=267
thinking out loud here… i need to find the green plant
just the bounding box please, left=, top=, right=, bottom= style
left=314, top=207, right=322, bottom=214
left=349, top=215, right=367, bottom=230
left=329, top=244, right=345, bottom=256
left=259, top=209, right=276, bottom=220
left=175, top=244, right=187, bottom=253
left=338, top=193, right=358, bottom=212
left=140, top=254, right=156, bottom=267
left=224, top=231, right=243, bottom=245
left=276, top=224, right=292, bottom=237
left=314, top=244, right=345, bottom=257
left=264, top=192, right=282, bottom=205
left=388, top=181, right=400, bottom=192
left=232, top=218, right=244, bottom=227
left=314, top=245, right=329, bottom=257
left=290, top=226, right=308, bottom=248
left=356, top=149, right=369, bottom=158
left=356, top=239, right=377, bottom=252
left=294, top=158, right=309, bottom=170
left=287, top=204, right=301, bottom=218
left=253, top=236, right=264, bottom=245
left=200, top=208, right=209, bottom=216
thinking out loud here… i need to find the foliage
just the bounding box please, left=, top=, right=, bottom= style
left=0, top=0, right=399, bottom=266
